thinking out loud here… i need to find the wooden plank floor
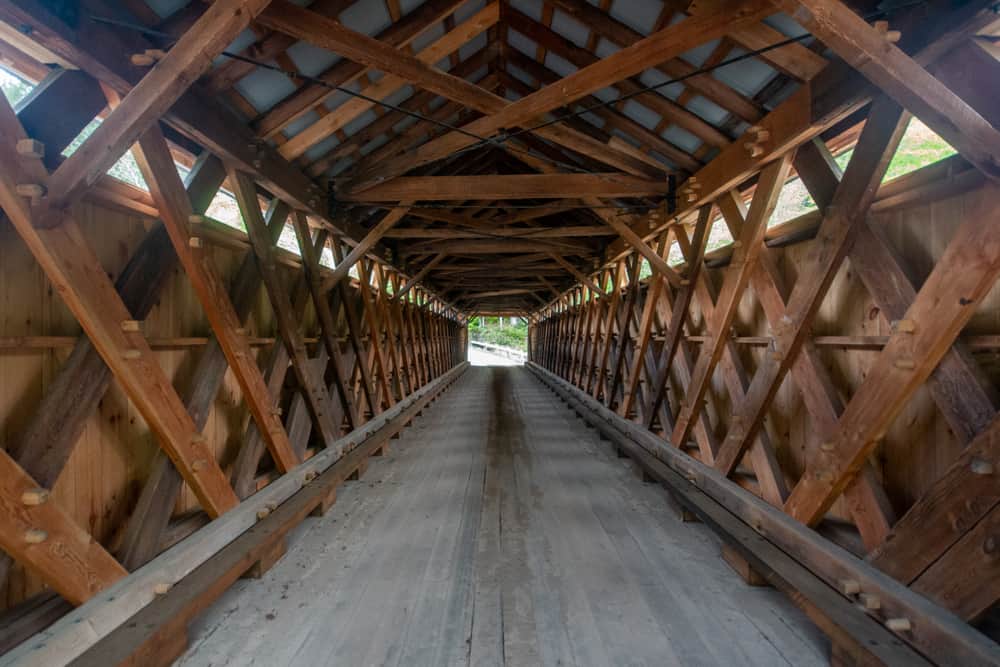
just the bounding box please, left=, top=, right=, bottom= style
left=180, top=366, right=828, bottom=666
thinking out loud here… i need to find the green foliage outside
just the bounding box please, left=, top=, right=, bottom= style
left=0, top=68, right=31, bottom=105
left=469, top=316, right=528, bottom=351
left=641, top=118, right=958, bottom=276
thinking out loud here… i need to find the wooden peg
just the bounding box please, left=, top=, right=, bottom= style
left=121, top=320, right=142, bottom=333
left=885, top=618, right=911, bottom=633
left=131, top=53, right=156, bottom=67
left=840, top=579, right=860, bottom=596
left=191, top=459, right=207, bottom=472
left=131, top=49, right=166, bottom=66
left=731, top=240, right=743, bottom=248
left=189, top=236, right=203, bottom=248
left=891, top=319, right=915, bottom=333
left=188, top=214, right=207, bottom=225
left=16, top=139, right=44, bottom=159
left=874, top=20, right=901, bottom=43
left=820, top=441, right=836, bottom=453
left=24, top=529, right=47, bottom=544
left=256, top=507, right=271, bottom=520
left=153, top=582, right=172, bottom=595
left=859, top=593, right=881, bottom=610
left=21, top=488, right=50, bottom=506
left=893, top=358, right=915, bottom=370
left=16, top=183, right=46, bottom=199
left=685, top=191, right=698, bottom=203
left=744, top=142, right=764, bottom=158
left=123, top=349, right=142, bottom=360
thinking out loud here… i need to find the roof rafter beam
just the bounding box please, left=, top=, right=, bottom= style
left=257, top=0, right=666, bottom=179
left=344, top=0, right=775, bottom=191
left=342, top=173, right=672, bottom=201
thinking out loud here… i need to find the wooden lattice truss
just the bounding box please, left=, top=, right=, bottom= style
left=0, top=0, right=998, bottom=662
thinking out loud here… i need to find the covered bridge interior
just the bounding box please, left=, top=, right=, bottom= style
left=0, top=0, right=999, bottom=664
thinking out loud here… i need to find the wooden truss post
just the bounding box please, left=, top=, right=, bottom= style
left=712, top=98, right=908, bottom=479
left=784, top=182, right=1000, bottom=526
left=231, top=169, right=344, bottom=448
left=0, top=96, right=238, bottom=518
left=356, top=258, right=397, bottom=408
left=132, top=125, right=299, bottom=473
left=642, top=205, right=713, bottom=426
left=327, top=237, right=380, bottom=417
left=291, top=212, right=361, bottom=429
left=668, top=154, right=793, bottom=447
left=0, top=87, right=228, bottom=586
left=119, top=198, right=296, bottom=569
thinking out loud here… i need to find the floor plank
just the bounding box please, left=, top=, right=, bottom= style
left=181, top=367, right=828, bottom=666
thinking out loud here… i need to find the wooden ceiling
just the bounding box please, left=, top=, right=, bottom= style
left=99, top=0, right=835, bottom=316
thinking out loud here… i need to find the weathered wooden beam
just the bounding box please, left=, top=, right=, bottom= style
left=548, top=253, right=605, bottom=295
left=783, top=0, right=1000, bottom=182
left=784, top=182, right=1000, bottom=526
left=118, top=198, right=292, bottom=571
left=530, top=362, right=999, bottom=667
left=0, top=96, right=238, bottom=518
left=258, top=0, right=662, bottom=179
left=357, top=258, right=398, bottom=408
left=231, top=169, right=345, bottom=448
left=395, top=253, right=446, bottom=300
left=713, top=98, right=908, bottom=478
left=0, top=449, right=127, bottom=605
left=642, top=204, right=712, bottom=426
left=277, top=2, right=500, bottom=160
left=329, top=242, right=381, bottom=413
left=911, top=495, right=1000, bottom=620
left=343, top=0, right=774, bottom=190
left=0, top=364, right=468, bottom=666
left=14, top=68, right=106, bottom=170
left=319, top=207, right=408, bottom=292
left=0, top=75, right=225, bottom=586
left=291, top=212, right=361, bottom=429
left=133, top=124, right=299, bottom=472
left=0, top=0, right=394, bottom=262
left=342, top=173, right=672, bottom=201
left=254, top=0, right=468, bottom=138
left=43, top=0, right=272, bottom=213
left=666, top=155, right=792, bottom=444
left=596, top=209, right=683, bottom=287
left=545, top=0, right=765, bottom=123
left=504, top=7, right=730, bottom=149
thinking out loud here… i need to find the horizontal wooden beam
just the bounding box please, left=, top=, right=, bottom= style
left=383, top=225, right=615, bottom=239
left=341, top=174, right=672, bottom=201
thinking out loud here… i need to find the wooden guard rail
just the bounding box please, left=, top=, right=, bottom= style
left=0, top=362, right=468, bottom=667
left=526, top=362, right=1000, bottom=667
